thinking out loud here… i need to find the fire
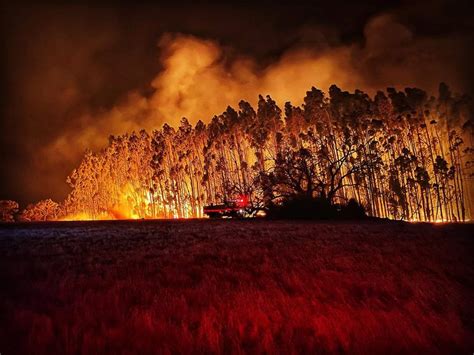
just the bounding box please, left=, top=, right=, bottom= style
left=59, top=212, right=109, bottom=221
left=58, top=183, right=151, bottom=221
left=39, top=82, right=473, bottom=223
left=407, top=218, right=471, bottom=224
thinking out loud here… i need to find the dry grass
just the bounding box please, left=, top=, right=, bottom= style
left=0, top=220, right=473, bottom=354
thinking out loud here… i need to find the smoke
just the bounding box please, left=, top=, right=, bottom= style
left=3, top=5, right=473, bottom=205
left=147, top=34, right=356, bottom=124
left=358, top=14, right=472, bottom=92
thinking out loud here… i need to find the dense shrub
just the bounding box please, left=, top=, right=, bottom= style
left=340, top=198, right=367, bottom=219
left=0, top=200, right=19, bottom=222
left=266, top=195, right=366, bottom=220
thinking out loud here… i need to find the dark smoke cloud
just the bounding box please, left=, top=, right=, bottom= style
left=1, top=1, right=473, bottom=205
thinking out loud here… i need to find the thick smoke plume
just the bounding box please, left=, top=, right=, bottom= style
left=4, top=9, right=473, bottom=204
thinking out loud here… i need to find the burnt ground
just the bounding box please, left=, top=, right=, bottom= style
left=0, top=220, right=473, bottom=354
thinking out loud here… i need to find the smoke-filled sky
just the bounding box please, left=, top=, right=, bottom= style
left=1, top=0, right=473, bottom=205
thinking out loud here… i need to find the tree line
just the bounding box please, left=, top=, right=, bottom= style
left=1, top=83, right=473, bottom=222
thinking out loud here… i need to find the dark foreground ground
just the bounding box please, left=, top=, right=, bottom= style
left=0, top=220, right=473, bottom=354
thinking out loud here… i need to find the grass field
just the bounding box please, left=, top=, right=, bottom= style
left=0, top=220, right=473, bottom=354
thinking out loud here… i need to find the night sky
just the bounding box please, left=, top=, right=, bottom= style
left=1, top=0, right=473, bottom=206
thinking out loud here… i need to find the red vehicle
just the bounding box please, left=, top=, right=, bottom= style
left=203, top=195, right=250, bottom=218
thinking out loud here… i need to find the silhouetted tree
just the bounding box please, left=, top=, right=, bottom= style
left=56, top=83, right=473, bottom=222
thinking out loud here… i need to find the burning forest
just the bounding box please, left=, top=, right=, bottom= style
left=0, top=83, right=474, bottom=222
left=2, top=2, right=474, bottom=224
left=2, top=83, right=471, bottom=223
left=1, top=2, right=474, bottom=353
